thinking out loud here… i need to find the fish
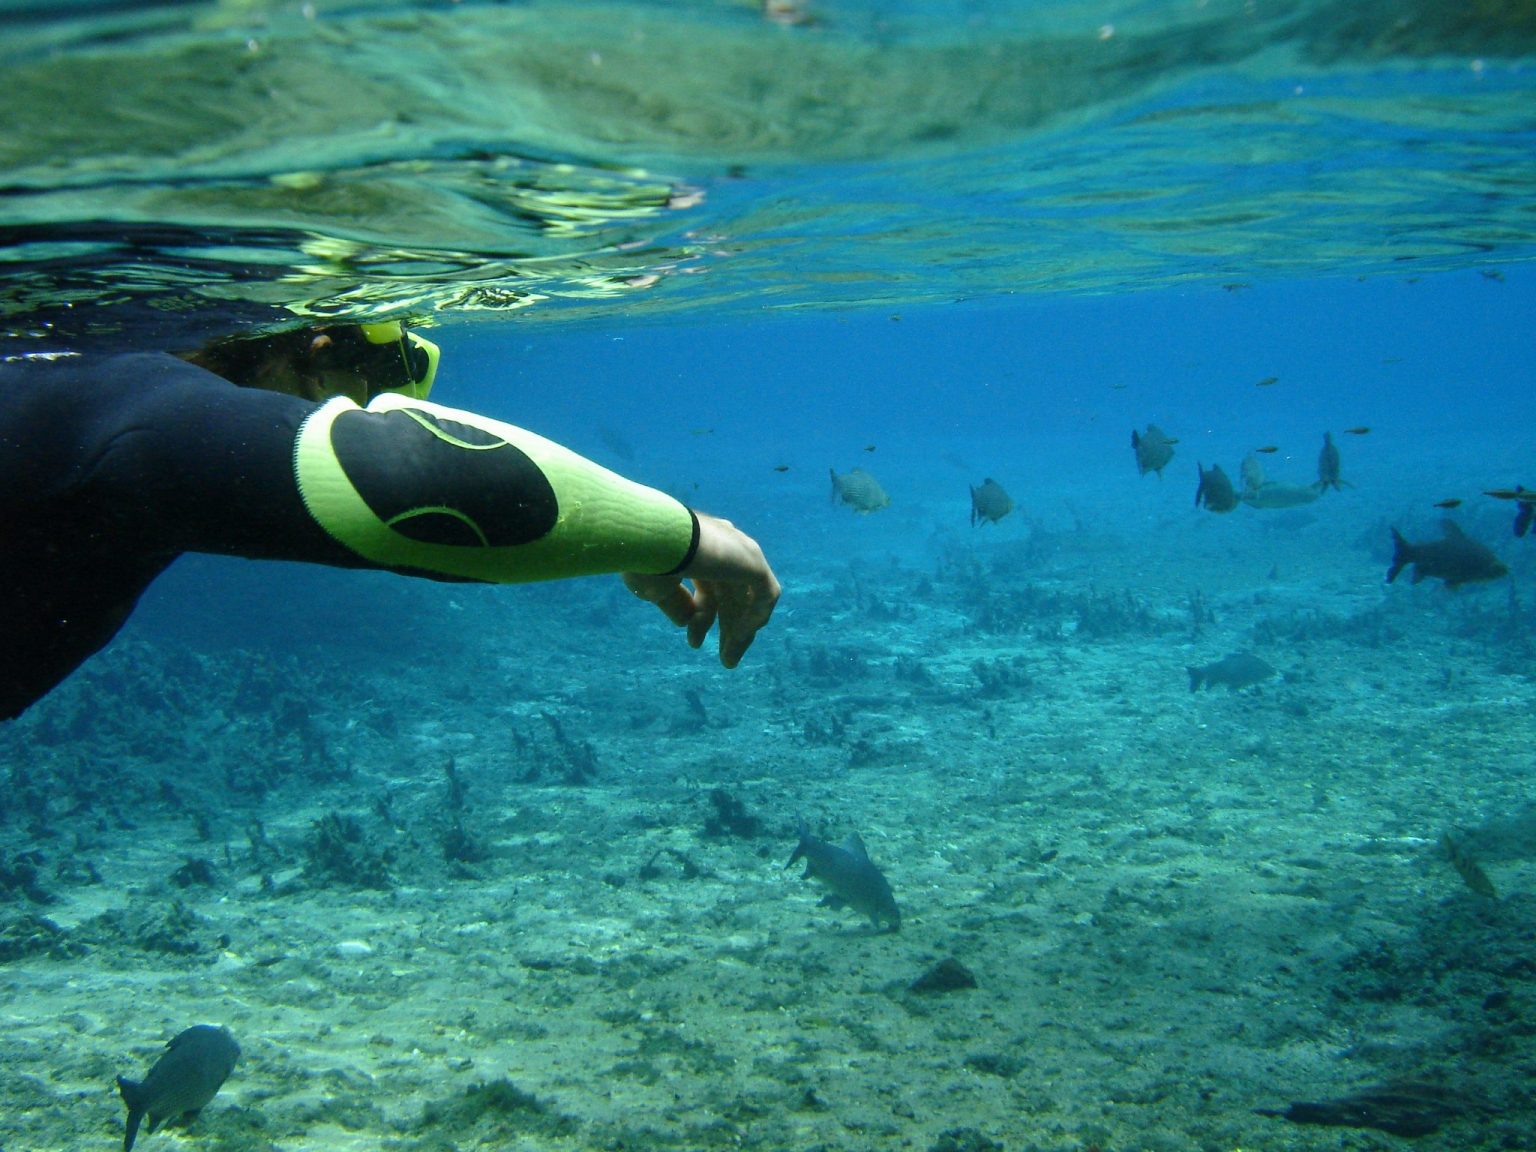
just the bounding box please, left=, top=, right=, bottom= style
left=1482, top=486, right=1535, bottom=501
left=1194, top=462, right=1239, bottom=513
left=829, top=467, right=890, bottom=514
left=1188, top=652, right=1276, bottom=692
left=117, top=1025, right=240, bottom=1152
left=1131, top=424, right=1177, bottom=477
left=785, top=823, right=900, bottom=932
left=1254, top=445, right=1279, bottom=454
left=1387, top=521, right=1508, bottom=587
left=1239, top=452, right=1266, bottom=493
left=772, top=464, right=790, bottom=473
left=1256, top=1082, right=1469, bottom=1138
left=1242, top=481, right=1323, bottom=509
left=1343, top=426, right=1371, bottom=435
left=1441, top=832, right=1496, bottom=899
left=969, top=478, right=1014, bottom=526
left=1483, top=486, right=1536, bottom=536
left=1433, top=498, right=1462, bottom=510
left=1316, top=431, right=1347, bottom=491
left=1256, top=375, right=1278, bottom=386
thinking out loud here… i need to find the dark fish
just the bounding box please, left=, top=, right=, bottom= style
left=1194, top=462, right=1239, bottom=513
left=1483, top=486, right=1536, bottom=536
left=1433, top=498, right=1462, bottom=509
left=785, top=823, right=900, bottom=932
left=1256, top=375, right=1278, bottom=386
left=1441, top=832, right=1496, bottom=899
left=829, top=467, right=890, bottom=514
left=1343, top=426, right=1371, bottom=435
left=1131, top=424, right=1177, bottom=478
left=1188, top=652, right=1275, bottom=692
left=1242, top=481, right=1323, bottom=509
left=969, top=478, right=1014, bottom=526
left=1316, top=431, right=1347, bottom=491
left=1256, top=1082, right=1469, bottom=1138
left=1254, top=445, right=1279, bottom=454
left=772, top=464, right=790, bottom=473
left=1387, top=521, right=1507, bottom=587
left=863, top=444, right=877, bottom=453
left=117, top=1025, right=240, bottom=1152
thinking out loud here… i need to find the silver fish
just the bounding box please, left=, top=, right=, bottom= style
left=786, top=823, right=900, bottom=932
left=1241, top=481, right=1323, bottom=509
left=829, top=467, right=890, bottom=514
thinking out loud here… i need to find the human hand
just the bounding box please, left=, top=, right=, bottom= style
left=623, top=512, right=780, bottom=668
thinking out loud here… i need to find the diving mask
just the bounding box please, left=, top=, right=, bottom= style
left=354, top=321, right=440, bottom=399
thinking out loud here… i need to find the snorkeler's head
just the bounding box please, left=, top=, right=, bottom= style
left=186, top=320, right=439, bottom=403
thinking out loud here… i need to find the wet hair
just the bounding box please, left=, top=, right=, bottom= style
left=187, top=324, right=424, bottom=401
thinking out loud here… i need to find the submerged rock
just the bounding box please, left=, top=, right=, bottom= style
left=910, top=957, right=978, bottom=994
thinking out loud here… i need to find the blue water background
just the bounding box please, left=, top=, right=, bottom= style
left=131, top=267, right=1534, bottom=665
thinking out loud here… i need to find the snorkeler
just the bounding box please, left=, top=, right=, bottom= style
left=0, top=322, right=780, bottom=721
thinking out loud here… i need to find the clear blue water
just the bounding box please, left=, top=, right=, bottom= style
left=133, top=268, right=1533, bottom=657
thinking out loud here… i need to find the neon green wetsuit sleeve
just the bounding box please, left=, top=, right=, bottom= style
left=293, top=394, right=698, bottom=582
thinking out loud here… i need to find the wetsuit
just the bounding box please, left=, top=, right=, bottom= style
left=0, top=352, right=699, bottom=720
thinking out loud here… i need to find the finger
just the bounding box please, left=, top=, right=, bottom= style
left=625, top=574, right=698, bottom=628
left=687, top=582, right=718, bottom=651
left=657, top=583, right=700, bottom=628
left=716, top=582, right=774, bottom=668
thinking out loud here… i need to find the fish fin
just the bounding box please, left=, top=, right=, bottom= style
left=818, top=894, right=846, bottom=910
left=1386, top=528, right=1412, bottom=583
left=786, top=823, right=811, bottom=872
left=117, top=1077, right=147, bottom=1152
left=828, top=468, right=839, bottom=504
left=1187, top=666, right=1203, bottom=692
left=1441, top=519, right=1468, bottom=538
left=842, top=833, right=870, bottom=861
left=116, top=1075, right=147, bottom=1111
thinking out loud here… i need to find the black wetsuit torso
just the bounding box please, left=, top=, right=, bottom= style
left=0, top=352, right=359, bottom=720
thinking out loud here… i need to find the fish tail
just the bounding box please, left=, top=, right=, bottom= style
left=1515, top=504, right=1533, bottom=538
left=828, top=468, right=838, bottom=504
left=1187, top=666, right=1204, bottom=692
left=1386, top=528, right=1412, bottom=583
left=784, top=820, right=810, bottom=870
left=1193, top=463, right=1206, bottom=507
left=116, top=1077, right=146, bottom=1152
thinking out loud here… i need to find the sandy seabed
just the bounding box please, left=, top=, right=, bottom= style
left=3, top=509, right=1535, bottom=1152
